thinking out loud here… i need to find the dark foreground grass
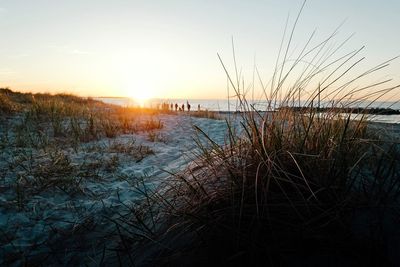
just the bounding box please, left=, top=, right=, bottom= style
left=123, top=110, right=399, bottom=266
left=117, top=5, right=400, bottom=266
left=2, top=3, right=400, bottom=264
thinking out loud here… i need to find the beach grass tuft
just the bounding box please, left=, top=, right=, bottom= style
left=121, top=8, right=400, bottom=265
left=1, top=3, right=400, bottom=264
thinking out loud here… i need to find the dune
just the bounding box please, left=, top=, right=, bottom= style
left=1, top=89, right=400, bottom=265
left=0, top=93, right=237, bottom=265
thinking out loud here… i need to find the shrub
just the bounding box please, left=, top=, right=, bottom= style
left=0, top=91, right=18, bottom=113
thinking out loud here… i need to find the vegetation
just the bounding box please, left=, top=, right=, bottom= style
left=0, top=88, right=166, bottom=146
left=0, top=88, right=169, bottom=265
left=117, top=10, right=400, bottom=266
left=1, top=5, right=400, bottom=265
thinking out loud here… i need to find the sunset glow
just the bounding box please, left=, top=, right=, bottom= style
left=129, top=87, right=153, bottom=105
left=0, top=1, right=399, bottom=100
left=2, top=2, right=400, bottom=265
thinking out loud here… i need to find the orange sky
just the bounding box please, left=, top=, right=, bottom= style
left=1, top=1, right=400, bottom=101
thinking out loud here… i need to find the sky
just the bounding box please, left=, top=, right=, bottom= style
left=0, top=0, right=399, bottom=100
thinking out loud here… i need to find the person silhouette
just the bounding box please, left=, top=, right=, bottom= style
left=187, top=101, right=191, bottom=112
left=181, top=104, right=185, bottom=112
left=175, top=103, right=178, bottom=111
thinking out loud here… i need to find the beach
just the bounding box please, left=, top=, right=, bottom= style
left=0, top=103, right=400, bottom=265
left=1, top=91, right=400, bottom=265
left=0, top=105, right=237, bottom=265
left=2, top=0, right=400, bottom=265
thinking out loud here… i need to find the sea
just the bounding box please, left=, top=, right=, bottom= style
left=95, top=97, right=400, bottom=124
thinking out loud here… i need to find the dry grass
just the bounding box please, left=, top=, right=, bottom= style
left=0, top=95, right=17, bottom=114
left=118, top=6, right=400, bottom=265
left=108, top=140, right=154, bottom=162
left=147, top=131, right=169, bottom=143
left=2, top=3, right=400, bottom=264
left=0, top=89, right=166, bottom=150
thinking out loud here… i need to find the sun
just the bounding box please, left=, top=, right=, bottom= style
left=120, top=73, right=158, bottom=106
left=134, top=90, right=151, bottom=102
left=128, top=88, right=154, bottom=107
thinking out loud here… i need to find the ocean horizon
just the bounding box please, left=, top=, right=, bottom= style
left=95, top=97, right=400, bottom=124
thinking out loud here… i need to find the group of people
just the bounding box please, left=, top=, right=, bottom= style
left=160, top=101, right=200, bottom=112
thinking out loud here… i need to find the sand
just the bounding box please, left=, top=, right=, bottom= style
left=0, top=111, right=398, bottom=265
left=0, top=113, right=239, bottom=265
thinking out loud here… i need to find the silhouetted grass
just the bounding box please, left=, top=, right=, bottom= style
left=120, top=4, right=400, bottom=265
left=2, top=2, right=400, bottom=264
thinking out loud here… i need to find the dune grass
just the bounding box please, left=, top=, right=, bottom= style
left=1, top=3, right=400, bottom=264
left=0, top=89, right=170, bottom=265
left=0, top=88, right=166, bottom=148
left=117, top=6, right=400, bottom=266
